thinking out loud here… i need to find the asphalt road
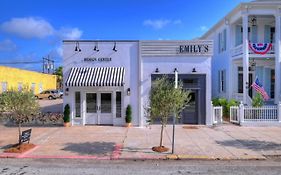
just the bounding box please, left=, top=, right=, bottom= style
left=1, top=158, right=281, bottom=175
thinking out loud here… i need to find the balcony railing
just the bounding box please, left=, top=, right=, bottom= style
left=231, top=43, right=275, bottom=57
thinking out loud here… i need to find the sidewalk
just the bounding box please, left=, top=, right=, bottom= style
left=1, top=124, right=281, bottom=160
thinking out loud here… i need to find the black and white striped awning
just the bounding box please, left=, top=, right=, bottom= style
left=65, top=67, right=125, bottom=87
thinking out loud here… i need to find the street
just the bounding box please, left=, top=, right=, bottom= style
left=1, top=158, right=281, bottom=175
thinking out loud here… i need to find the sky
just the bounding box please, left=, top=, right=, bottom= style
left=0, top=0, right=250, bottom=72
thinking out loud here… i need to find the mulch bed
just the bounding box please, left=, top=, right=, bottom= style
left=4, top=143, right=36, bottom=153
left=152, top=146, right=169, bottom=153
left=182, top=126, right=199, bottom=129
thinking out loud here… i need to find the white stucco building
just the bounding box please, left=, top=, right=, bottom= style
left=201, top=0, right=281, bottom=106
left=63, top=40, right=213, bottom=126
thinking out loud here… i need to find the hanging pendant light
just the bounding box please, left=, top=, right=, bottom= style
left=113, top=42, right=117, bottom=52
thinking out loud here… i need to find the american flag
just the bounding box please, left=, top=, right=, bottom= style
left=251, top=77, right=270, bottom=100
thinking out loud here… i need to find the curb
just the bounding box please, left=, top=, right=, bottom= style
left=165, top=154, right=267, bottom=161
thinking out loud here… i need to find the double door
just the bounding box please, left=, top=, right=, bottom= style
left=85, top=92, right=113, bottom=125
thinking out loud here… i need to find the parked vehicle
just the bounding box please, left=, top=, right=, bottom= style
left=58, top=89, right=63, bottom=98
left=35, top=90, right=61, bottom=100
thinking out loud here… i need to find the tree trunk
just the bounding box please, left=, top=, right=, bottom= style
left=18, top=122, right=21, bottom=147
left=160, top=123, right=164, bottom=147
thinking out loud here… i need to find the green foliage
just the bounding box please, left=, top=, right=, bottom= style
left=63, top=104, right=70, bottom=123
left=147, top=76, right=191, bottom=147
left=0, top=88, right=40, bottom=124
left=125, top=105, right=132, bottom=123
left=252, top=93, right=264, bottom=107
left=54, top=66, right=63, bottom=89
left=212, top=97, right=239, bottom=117
left=0, top=88, right=40, bottom=145
left=148, top=76, right=191, bottom=125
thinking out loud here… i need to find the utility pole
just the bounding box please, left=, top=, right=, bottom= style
left=42, top=56, right=55, bottom=74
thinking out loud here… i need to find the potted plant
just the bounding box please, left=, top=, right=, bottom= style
left=125, top=105, right=132, bottom=127
left=63, top=104, right=71, bottom=127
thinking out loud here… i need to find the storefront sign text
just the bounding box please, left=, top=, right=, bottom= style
left=179, top=45, right=209, bottom=54
left=84, top=57, right=112, bottom=62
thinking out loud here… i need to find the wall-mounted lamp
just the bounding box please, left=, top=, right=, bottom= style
left=155, top=68, right=159, bottom=73
left=251, top=16, right=257, bottom=27
left=93, top=42, right=99, bottom=52
left=74, top=41, right=81, bottom=52
left=174, top=68, right=178, bottom=73
left=224, top=18, right=229, bottom=25
left=113, top=42, right=117, bottom=52
left=65, top=88, right=69, bottom=92
left=246, top=82, right=249, bottom=89
left=127, top=88, right=131, bottom=96
left=192, top=68, right=197, bottom=73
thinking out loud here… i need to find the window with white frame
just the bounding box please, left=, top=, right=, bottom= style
left=218, top=29, right=227, bottom=53
left=116, top=91, right=122, bottom=118
left=1, top=82, right=7, bottom=92
left=31, top=83, right=36, bottom=93
left=219, top=70, right=226, bottom=93
left=18, top=82, right=23, bottom=92
left=75, top=92, right=81, bottom=118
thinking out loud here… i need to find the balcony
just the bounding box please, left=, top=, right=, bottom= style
left=231, top=43, right=275, bottom=58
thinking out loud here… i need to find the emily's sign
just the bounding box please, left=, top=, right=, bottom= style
left=84, top=57, right=112, bottom=62
left=179, top=45, right=209, bottom=54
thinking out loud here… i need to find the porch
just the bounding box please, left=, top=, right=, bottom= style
left=231, top=57, right=276, bottom=105
left=227, top=14, right=281, bottom=105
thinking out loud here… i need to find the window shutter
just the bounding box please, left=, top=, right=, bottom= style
left=235, top=26, right=242, bottom=46
left=223, top=70, right=226, bottom=92
left=264, top=25, right=271, bottom=43
left=251, top=26, right=258, bottom=43
left=218, top=70, right=221, bottom=93
left=223, top=29, right=227, bottom=51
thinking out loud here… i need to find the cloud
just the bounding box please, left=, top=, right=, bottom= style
left=200, top=26, right=209, bottom=32
left=0, top=39, right=17, bottom=52
left=143, top=19, right=182, bottom=30
left=57, top=27, right=83, bottom=40
left=0, top=17, right=83, bottom=41
left=0, top=17, right=54, bottom=39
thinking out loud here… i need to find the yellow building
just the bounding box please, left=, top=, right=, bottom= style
left=0, top=66, right=57, bottom=94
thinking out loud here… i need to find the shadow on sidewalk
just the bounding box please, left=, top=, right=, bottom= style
left=61, top=142, right=116, bottom=155
left=216, top=139, right=281, bottom=151
left=122, top=147, right=170, bottom=155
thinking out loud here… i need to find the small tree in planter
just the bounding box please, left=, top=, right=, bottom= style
left=147, top=76, right=190, bottom=153
left=63, top=104, right=71, bottom=127
left=0, top=88, right=39, bottom=146
left=125, top=105, right=132, bottom=127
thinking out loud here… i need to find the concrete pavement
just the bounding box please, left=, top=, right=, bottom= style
left=1, top=124, right=281, bottom=160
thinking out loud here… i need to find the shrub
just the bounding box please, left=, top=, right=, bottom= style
left=0, top=88, right=39, bottom=145
left=125, top=105, right=132, bottom=123
left=63, top=104, right=70, bottom=123
left=212, top=98, right=239, bottom=117
left=252, top=94, right=263, bottom=107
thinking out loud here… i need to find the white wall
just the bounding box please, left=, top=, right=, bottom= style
left=63, top=41, right=139, bottom=126
left=140, top=56, right=213, bottom=125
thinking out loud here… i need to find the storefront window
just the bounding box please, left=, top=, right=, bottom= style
left=75, top=92, right=81, bottom=117
left=101, top=93, right=112, bottom=113
left=116, top=92, right=122, bottom=118
left=86, top=93, right=97, bottom=113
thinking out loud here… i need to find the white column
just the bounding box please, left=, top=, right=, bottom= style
left=242, top=15, right=249, bottom=105
left=239, top=101, right=244, bottom=124
left=275, top=14, right=281, bottom=104
left=277, top=102, right=281, bottom=123
left=227, top=24, right=233, bottom=100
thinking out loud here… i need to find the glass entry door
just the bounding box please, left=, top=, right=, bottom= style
left=85, top=92, right=113, bottom=125
left=85, top=93, right=98, bottom=124
left=99, top=93, right=113, bottom=125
